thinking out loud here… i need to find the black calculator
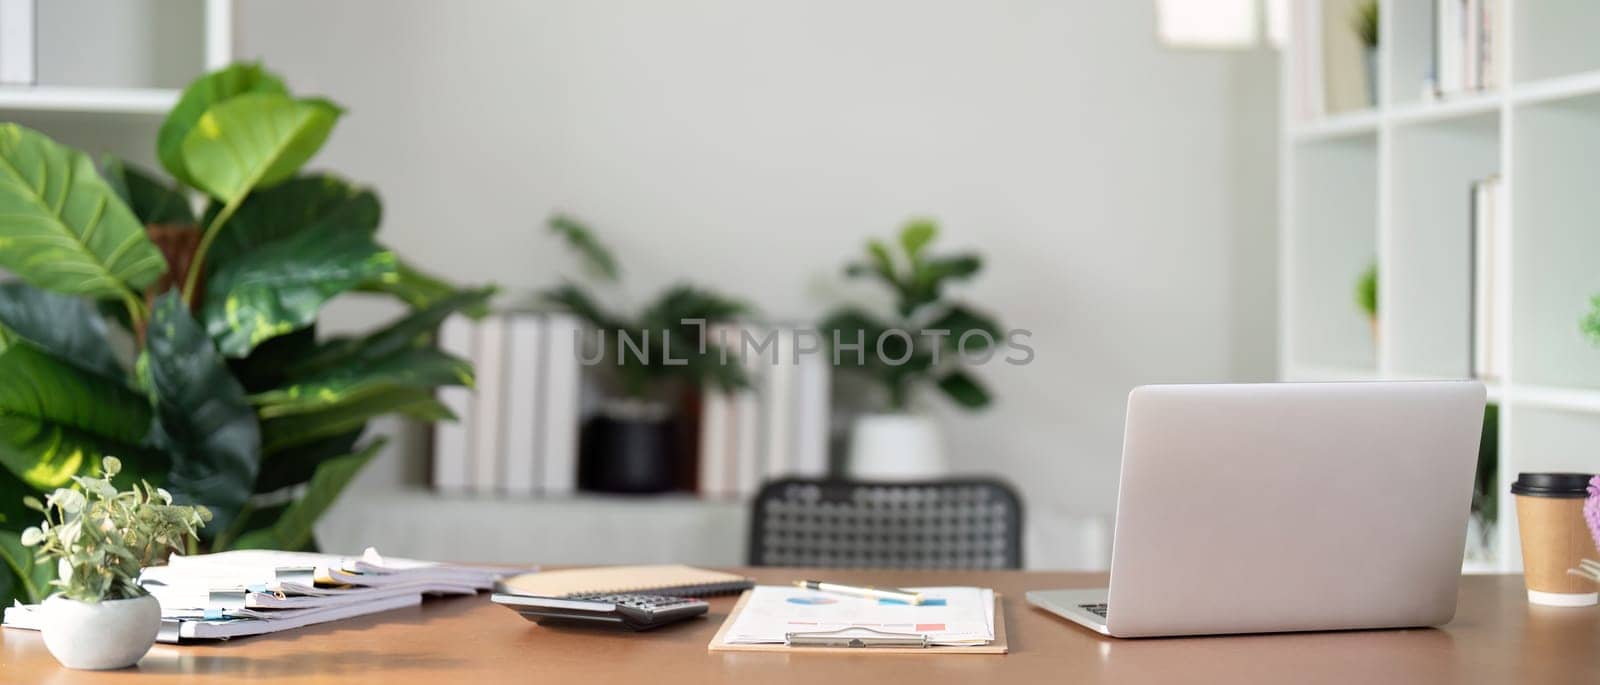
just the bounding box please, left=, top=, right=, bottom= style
left=491, top=591, right=709, bottom=630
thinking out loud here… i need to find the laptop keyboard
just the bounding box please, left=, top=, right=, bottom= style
left=1079, top=603, right=1109, bottom=618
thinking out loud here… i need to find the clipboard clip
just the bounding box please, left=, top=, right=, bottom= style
left=785, top=626, right=930, bottom=648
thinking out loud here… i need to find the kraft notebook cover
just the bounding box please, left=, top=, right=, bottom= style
left=501, top=565, right=753, bottom=598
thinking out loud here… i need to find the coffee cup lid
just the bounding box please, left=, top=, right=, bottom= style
left=1510, top=473, right=1594, bottom=498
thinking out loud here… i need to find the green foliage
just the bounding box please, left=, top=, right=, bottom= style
left=1352, top=1, right=1379, bottom=49
left=549, top=214, right=620, bottom=281
left=1473, top=404, right=1499, bottom=526
left=1356, top=262, right=1378, bottom=319
left=102, top=157, right=195, bottom=225
left=0, top=281, right=123, bottom=380
left=0, top=341, right=161, bottom=491
left=822, top=219, right=1002, bottom=412
left=0, top=62, right=485, bottom=602
left=1582, top=295, right=1600, bottom=346
left=540, top=215, right=749, bottom=398
left=1, top=527, right=54, bottom=606
left=0, top=124, right=167, bottom=310
left=230, top=440, right=381, bottom=552
left=203, top=228, right=397, bottom=357
left=157, top=62, right=288, bottom=189
left=20, top=457, right=211, bottom=602
left=145, top=293, right=261, bottom=536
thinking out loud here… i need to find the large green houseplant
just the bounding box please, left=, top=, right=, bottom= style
left=0, top=63, right=487, bottom=609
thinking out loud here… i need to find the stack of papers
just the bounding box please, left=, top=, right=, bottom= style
left=721, top=585, right=996, bottom=646
left=3, top=547, right=522, bottom=642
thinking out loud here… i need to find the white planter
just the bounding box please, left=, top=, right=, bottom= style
left=41, top=594, right=161, bottom=670
left=847, top=413, right=945, bottom=480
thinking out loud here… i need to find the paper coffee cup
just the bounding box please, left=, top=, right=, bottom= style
left=1512, top=473, right=1599, bottom=607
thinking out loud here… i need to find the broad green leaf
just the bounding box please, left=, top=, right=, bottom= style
left=181, top=93, right=343, bottom=203
left=899, top=219, right=938, bottom=259
left=541, top=282, right=625, bottom=331
left=251, top=347, right=470, bottom=418
left=360, top=260, right=462, bottom=311
left=937, top=370, right=992, bottom=409
left=227, top=326, right=317, bottom=394
left=145, top=293, right=261, bottom=535
left=0, top=528, right=52, bottom=605
left=0, top=466, right=36, bottom=532
left=865, top=240, right=896, bottom=282
left=231, top=439, right=384, bottom=551
left=260, top=388, right=449, bottom=455
left=906, top=253, right=982, bottom=314
left=288, top=287, right=494, bottom=376
left=548, top=214, right=619, bottom=281
left=818, top=308, right=894, bottom=368
left=101, top=157, right=195, bottom=225
left=255, top=429, right=362, bottom=493
left=0, top=281, right=122, bottom=380
left=158, top=63, right=288, bottom=188
left=0, top=341, right=160, bottom=491
left=203, top=174, right=379, bottom=272
left=925, top=304, right=1003, bottom=353
left=203, top=228, right=397, bottom=357
left=0, top=124, right=167, bottom=300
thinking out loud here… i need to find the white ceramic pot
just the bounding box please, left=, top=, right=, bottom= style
left=847, top=413, right=945, bottom=480
left=41, top=593, right=161, bottom=670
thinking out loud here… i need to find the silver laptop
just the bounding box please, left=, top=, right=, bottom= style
left=1029, top=381, right=1485, bottom=638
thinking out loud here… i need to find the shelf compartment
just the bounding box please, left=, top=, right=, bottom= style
left=35, top=0, right=206, bottom=90
left=1291, top=109, right=1381, bottom=143
left=1385, top=111, right=1499, bottom=378
left=1286, top=134, right=1379, bottom=371
left=1510, top=92, right=1600, bottom=389
left=1504, top=405, right=1600, bottom=474
left=1513, top=0, right=1600, bottom=84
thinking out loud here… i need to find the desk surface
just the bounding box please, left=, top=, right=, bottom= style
left=3, top=570, right=1597, bottom=684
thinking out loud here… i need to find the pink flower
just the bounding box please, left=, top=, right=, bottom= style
left=1587, top=476, right=1600, bottom=554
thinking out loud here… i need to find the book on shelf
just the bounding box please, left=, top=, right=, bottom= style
left=470, top=314, right=508, bottom=494
left=430, top=312, right=584, bottom=497
left=540, top=314, right=582, bottom=495
left=1469, top=175, right=1503, bottom=381
left=431, top=314, right=475, bottom=493
left=502, top=315, right=546, bottom=496
left=0, top=0, right=35, bottom=86
left=697, top=324, right=831, bottom=498
left=1430, top=0, right=1503, bottom=98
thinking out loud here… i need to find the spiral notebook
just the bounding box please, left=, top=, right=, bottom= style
left=500, top=565, right=753, bottom=598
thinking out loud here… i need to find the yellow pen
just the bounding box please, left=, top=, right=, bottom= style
left=793, top=580, right=925, bottom=605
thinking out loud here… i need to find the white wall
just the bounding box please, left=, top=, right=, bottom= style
left=235, top=0, right=1279, bottom=568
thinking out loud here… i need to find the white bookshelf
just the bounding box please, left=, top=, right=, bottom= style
left=0, top=0, right=232, bottom=117
left=1281, top=1, right=1600, bottom=574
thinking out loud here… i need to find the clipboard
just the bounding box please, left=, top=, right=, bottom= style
left=707, top=589, right=1009, bottom=654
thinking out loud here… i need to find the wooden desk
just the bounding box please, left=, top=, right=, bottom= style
left=3, top=570, right=1597, bottom=684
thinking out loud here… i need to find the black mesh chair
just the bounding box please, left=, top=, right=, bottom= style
left=748, top=478, right=1024, bottom=569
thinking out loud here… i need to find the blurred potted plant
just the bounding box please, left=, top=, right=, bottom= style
left=20, top=457, right=210, bottom=670
left=541, top=215, right=748, bottom=493
left=820, top=219, right=1002, bottom=479
left=1353, top=1, right=1379, bottom=108
left=0, top=63, right=488, bottom=608
left=1356, top=261, right=1378, bottom=339
left=1467, top=405, right=1499, bottom=562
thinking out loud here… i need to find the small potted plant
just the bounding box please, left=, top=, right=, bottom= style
left=19, top=457, right=211, bottom=670
left=541, top=214, right=749, bottom=493
left=820, top=219, right=1003, bottom=479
